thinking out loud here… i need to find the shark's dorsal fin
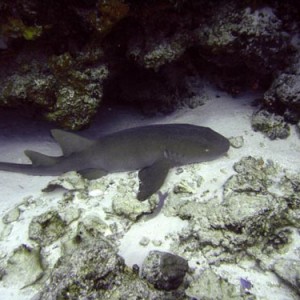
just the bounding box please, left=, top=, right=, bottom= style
left=24, top=150, right=59, bottom=167
left=51, top=129, right=94, bottom=156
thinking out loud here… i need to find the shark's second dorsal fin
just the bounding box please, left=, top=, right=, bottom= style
left=51, top=129, right=94, bottom=157
left=24, top=150, right=59, bottom=167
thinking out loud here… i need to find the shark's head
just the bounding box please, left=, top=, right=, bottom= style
left=166, top=125, right=230, bottom=164
left=198, top=127, right=230, bottom=159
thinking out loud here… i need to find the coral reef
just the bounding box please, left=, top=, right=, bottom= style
left=1, top=1, right=299, bottom=126
left=272, top=259, right=300, bottom=294
left=0, top=168, right=192, bottom=299
left=0, top=51, right=108, bottom=129
left=168, top=156, right=300, bottom=264
left=251, top=109, right=290, bottom=139
left=0, top=152, right=300, bottom=298
left=39, top=238, right=126, bottom=299
left=28, top=210, right=67, bottom=246
left=1, top=1, right=300, bottom=295
left=196, top=3, right=290, bottom=73
left=186, top=269, right=249, bottom=300
left=112, top=193, right=154, bottom=221
left=75, top=0, right=130, bottom=38
left=3, top=245, right=44, bottom=288
left=264, top=73, right=300, bottom=123
left=36, top=233, right=190, bottom=299
left=1, top=17, right=43, bottom=41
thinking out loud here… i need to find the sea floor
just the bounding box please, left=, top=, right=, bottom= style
left=0, top=86, right=299, bottom=299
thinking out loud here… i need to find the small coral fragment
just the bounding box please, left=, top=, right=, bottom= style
left=251, top=110, right=290, bottom=140
left=28, top=211, right=66, bottom=246
left=4, top=245, right=44, bottom=288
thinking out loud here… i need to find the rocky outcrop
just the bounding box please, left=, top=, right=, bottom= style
left=0, top=0, right=299, bottom=127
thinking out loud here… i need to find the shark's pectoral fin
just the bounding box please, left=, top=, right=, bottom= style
left=24, top=150, right=58, bottom=167
left=137, top=158, right=172, bottom=201
left=78, top=168, right=108, bottom=180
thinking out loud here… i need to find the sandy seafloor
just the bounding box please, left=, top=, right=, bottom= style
left=0, top=86, right=299, bottom=299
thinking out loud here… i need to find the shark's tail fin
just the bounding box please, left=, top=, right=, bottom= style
left=0, top=162, right=33, bottom=174
left=0, top=161, right=40, bottom=175
left=0, top=150, right=60, bottom=176
left=24, top=150, right=59, bottom=167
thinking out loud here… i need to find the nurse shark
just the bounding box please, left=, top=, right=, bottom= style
left=0, top=124, right=230, bottom=200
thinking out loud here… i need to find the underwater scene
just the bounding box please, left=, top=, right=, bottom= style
left=0, top=1, right=300, bottom=299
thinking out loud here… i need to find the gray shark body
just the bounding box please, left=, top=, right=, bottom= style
left=0, top=124, right=229, bottom=200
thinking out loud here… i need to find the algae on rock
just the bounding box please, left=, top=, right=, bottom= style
left=40, top=238, right=190, bottom=299
left=186, top=269, right=251, bottom=300
left=28, top=210, right=67, bottom=246
left=251, top=110, right=290, bottom=140
left=0, top=52, right=109, bottom=130
left=3, top=244, right=44, bottom=289
left=170, top=156, right=300, bottom=263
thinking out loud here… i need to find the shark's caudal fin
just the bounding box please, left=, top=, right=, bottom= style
left=51, top=129, right=94, bottom=156
left=0, top=161, right=36, bottom=174
left=0, top=153, right=59, bottom=175
left=24, top=150, right=59, bottom=167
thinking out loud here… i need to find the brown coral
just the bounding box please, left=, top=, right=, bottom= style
left=1, top=17, right=43, bottom=41
left=90, top=0, right=129, bottom=37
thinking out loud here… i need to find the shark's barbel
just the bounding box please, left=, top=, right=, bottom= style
left=0, top=124, right=230, bottom=200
